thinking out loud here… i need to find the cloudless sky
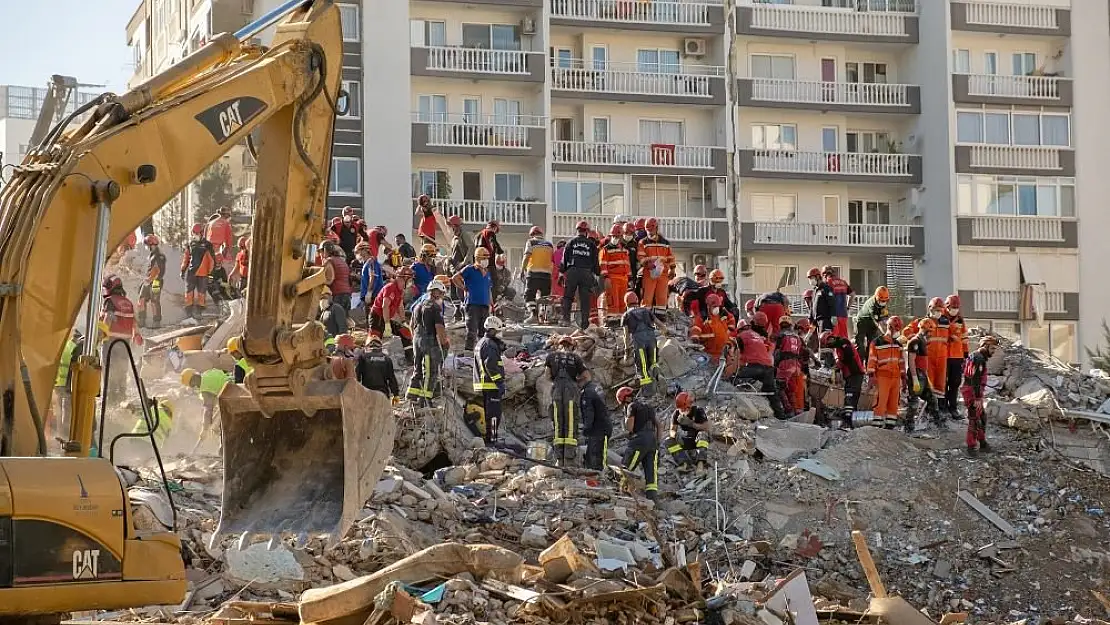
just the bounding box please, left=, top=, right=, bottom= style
left=0, top=0, right=137, bottom=92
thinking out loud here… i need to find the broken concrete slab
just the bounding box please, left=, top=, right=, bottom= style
left=225, top=543, right=305, bottom=585
left=755, top=420, right=830, bottom=463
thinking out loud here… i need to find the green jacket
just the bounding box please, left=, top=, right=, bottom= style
left=55, top=338, right=79, bottom=388
left=199, top=369, right=232, bottom=397
left=854, top=295, right=888, bottom=324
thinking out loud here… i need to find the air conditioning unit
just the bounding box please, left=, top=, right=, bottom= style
left=692, top=253, right=710, bottom=268
left=683, top=38, right=707, bottom=57
left=741, top=256, right=754, bottom=277
left=521, top=17, right=537, bottom=35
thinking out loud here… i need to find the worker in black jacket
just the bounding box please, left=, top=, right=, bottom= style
left=545, top=335, right=587, bottom=466
left=617, top=386, right=661, bottom=500
left=473, top=315, right=507, bottom=444
left=356, top=336, right=399, bottom=400
left=559, top=220, right=600, bottom=329
left=664, top=391, right=710, bottom=471
left=621, top=291, right=664, bottom=397
left=580, top=370, right=612, bottom=470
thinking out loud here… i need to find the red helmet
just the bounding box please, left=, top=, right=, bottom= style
left=529, top=226, right=543, bottom=237
left=143, top=234, right=160, bottom=246
left=706, top=293, right=723, bottom=309
left=495, top=254, right=507, bottom=267
left=751, top=311, right=768, bottom=328
left=796, top=318, right=812, bottom=333
left=588, top=230, right=601, bottom=242
left=575, top=220, right=590, bottom=232
left=447, top=215, right=462, bottom=227
left=237, top=236, right=249, bottom=248
left=820, top=330, right=835, bottom=348
left=343, top=206, right=357, bottom=216
left=487, top=220, right=500, bottom=231
left=928, top=296, right=944, bottom=310
left=645, top=217, right=659, bottom=232
left=102, top=274, right=122, bottom=293
left=336, top=334, right=356, bottom=351
left=616, top=386, right=635, bottom=404
left=709, top=269, right=725, bottom=286
left=624, top=291, right=639, bottom=306
left=945, top=294, right=961, bottom=309
left=330, top=216, right=342, bottom=227
left=609, top=223, right=623, bottom=237
left=744, top=299, right=755, bottom=313
left=806, top=267, right=822, bottom=280
left=821, top=265, right=836, bottom=277
left=803, top=289, right=814, bottom=301
left=634, top=218, right=646, bottom=231
left=736, top=318, right=749, bottom=332
left=693, top=264, right=707, bottom=278
left=397, top=266, right=414, bottom=279
left=887, top=315, right=904, bottom=333
left=675, top=392, right=693, bottom=411
left=623, top=222, right=636, bottom=235
left=191, top=223, right=205, bottom=236
left=375, top=225, right=388, bottom=235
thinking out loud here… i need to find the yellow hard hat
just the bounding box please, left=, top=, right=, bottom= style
left=320, top=286, right=332, bottom=297
left=474, top=247, right=490, bottom=260
left=180, top=368, right=199, bottom=387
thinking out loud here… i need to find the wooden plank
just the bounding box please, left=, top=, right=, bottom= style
left=850, top=530, right=887, bottom=599
left=957, top=490, right=1017, bottom=538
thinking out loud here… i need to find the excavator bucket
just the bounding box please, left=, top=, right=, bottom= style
left=214, top=378, right=395, bottom=541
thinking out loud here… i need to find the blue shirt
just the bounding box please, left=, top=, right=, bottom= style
left=412, top=262, right=435, bottom=297
left=460, top=265, right=492, bottom=306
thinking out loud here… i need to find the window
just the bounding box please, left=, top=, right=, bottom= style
left=1026, top=322, right=1076, bottom=363
left=823, top=196, right=840, bottom=223
left=822, top=127, right=838, bottom=152
left=410, top=19, right=446, bottom=46
left=495, top=173, right=523, bottom=201
left=554, top=47, right=573, bottom=68
left=750, top=54, right=795, bottom=79
left=591, top=46, right=608, bottom=70
left=639, top=120, right=685, bottom=145
left=462, top=23, right=521, bottom=51
left=956, top=175, right=1074, bottom=217
left=849, top=268, right=886, bottom=295
left=413, top=170, right=449, bottom=198
left=591, top=117, right=611, bottom=143
left=750, top=194, right=796, bottom=222
left=329, top=157, right=360, bottom=195
left=1012, top=52, right=1037, bottom=76
left=551, top=180, right=625, bottom=213
left=953, top=49, right=970, bottom=73
left=845, top=62, right=887, bottom=84
left=493, top=99, right=522, bottom=125
left=753, top=265, right=797, bottom=292
left=338, top=4, right=359, bottom=42
left=416, top=95, right=447, bottom=122
left=984, top=52, right=998, bottom=75
left=637, top=49, right=681, bottom=74
left=751, top=124, right=797, bottom=150
left=339, top=80, right=360, bottom=118
left=462, top=97, right=481, bottom=122
left=848, top=200, right=891, bottom=224
left=846, top=130, right=890, bottom=153
left=956, top=111, right=1072, bottom=147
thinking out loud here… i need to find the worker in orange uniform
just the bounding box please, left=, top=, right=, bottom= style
left=233, top=236, right=250, bottom=290
left=137, top=234, right=166, bottom=329
left=905, top=317, right=941, bottom=432
left=206, top=206, right=235, bottom=271
left=925, top=297, right=950, bottom=404
left=774, top=317, right=808, bottom=416
left=944, top=294, right=968, bottom=419
left=637, top=218, right=675, bottom=312
left=180, top=223, right=217, bottom=320
left=866, top=316, right=904, bottom=429
left=599, top=223, right=632, bottom=323
left=690, top=293, right=732, bottom=364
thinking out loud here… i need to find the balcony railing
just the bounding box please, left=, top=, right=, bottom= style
left=976, top=289, right=1065, bottom=314
left=749, top=150, right=913, bottom=177
left=426, top=199, right=537, bottom=226
left=414, top=113, right=544, bottom=149
left=751, top=222, right=914, bottom=247
left=963, top=73, right=1065, bottom=99
left=553, top=141, right=716, bottom=169
left=748, top=78, right=914, bottom=107
left=553, top=213, right=722, bottom=243
left=966, top=145, right=1064, bottom=171
left=552, top=62, right=723, bottom=98
left=551, top=0, right=720, bottom=26
left=962, top=1, right=1058, bottom=29
left=742, top=1, right=916, bottom=37
left=968, top=215, right=1066, bottom=242
left=424, top=46, right=532, bottom=75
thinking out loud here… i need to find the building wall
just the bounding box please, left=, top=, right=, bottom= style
left=738, top=181, right=909, bottom=223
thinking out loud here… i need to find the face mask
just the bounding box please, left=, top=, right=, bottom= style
left=623, top=234, right=632, bottom=242
left=930, top=311, right=941, bottom=319
left=711, top=307, right=721, bottom=316
left=479, top=259, right=489, bottom=267
left=949, top=308, right=960, bottom=316
left=809, top=278, right=819, bottom=287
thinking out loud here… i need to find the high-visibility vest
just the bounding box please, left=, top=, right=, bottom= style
left=199, top=369, right=231, bottom=396
left=132, top=405, right=173, bottom=446
left=56, top=339, right=78, bottom=387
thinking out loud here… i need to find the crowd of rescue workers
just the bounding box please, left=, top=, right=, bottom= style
left=71, top=197, right=1002, bottom=496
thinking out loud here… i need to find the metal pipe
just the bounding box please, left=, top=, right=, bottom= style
left=84, top=181, right=118, bottom=356
left=235, top=0, right=315, bottom=41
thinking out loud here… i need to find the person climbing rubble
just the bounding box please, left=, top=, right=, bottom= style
left=452, top=248, right=493, bottom=351
left=926, top=297, right=951, bottom=414
left=962, top=335, right=999, bottom=456
left=406, top=280, right=449, bottom=406
left=637, top=218, right=675, bottom=314
left=774, top=317, right=808, bottom=416
left=370, top=266, right=414, bottom=364
left=520, top=226, right=554, bottom=323
left=180, top=366, right=231, bottom=455
left=945, top=293, right=968, bottom=420
left=617, top=386, right=660, bottom=500
left=820, top=330, right=866, bottom=429
left=866, top=316, right=904, bottom=429
left=545, top=335, right=586, bottom=466
left=755, top=289, right=790, bottom=336
left=599, top=223, right=632, bottom=323
left=905, top=317, right=941, bottom=431
left=180, top=222, right=216, bottom=320
left=854, top=286, right=890, bottom=364
left=473, top=315, right=506, bottom=444
left=560, top=220, right=600, bottom=330
left=690, top=293, right=732, bottom=365
left=357, top=336, right=400, bottom=402
left=734, top=312, right=785, bottom=420
left=579, top=369, right=611, bottom=471
left=664, top=391, right=709, bottom=473
left=621, top=291, right=665, bottom=397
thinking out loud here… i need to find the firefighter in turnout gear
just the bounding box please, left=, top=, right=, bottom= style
left=962, top=335, right=999, bottom=455
left=356, top=336, right=400, bottom=401
left=906, top=317, right=941, bottom=431
left=854, top=286, right=890, bottom=364
left=559, top=220, right=601, bottom=330
left=618, top=386, right=661, bottom=500
left=664, top=391, right=709, bottom=472
left=99, top=275, right=142, bottom=345
left=137, top=234, right=166, bottom=328
left=945, top=294, right=968, bottom=418
left=637, top=218, right=675, bottom=312
left=580, top=369, right=612, bottom=470
left=473, top=316, right=507, bottom=444
left=823, top=265, right=853, bottom=339
left=774, top=317, right=807, bottom=416
left=808, top=267, right=836, bottom=334
left=821, top=330, right=866, bottom=428
left=599, top=223, right=632, bottom=322
left=545, top=335, right=587, bottom=466
left=181, top=223, right=217, bottom=319
left=866, top=316, right=904, bottom=429
left=407, top=280, right=449, bottom=405
left=520, top=226, right=555, bottom=323
left=925, top=297, right=951, bottom=409
left=622, top=291, right=663, bottom=397
left=622, top=221, right=640, bottom=295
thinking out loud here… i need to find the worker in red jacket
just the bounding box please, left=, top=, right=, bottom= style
left=962, top=335, right=999, bottom=455
left=733, top=312, right=784, bottom=419
left=756, top=290, right=791, bottom=336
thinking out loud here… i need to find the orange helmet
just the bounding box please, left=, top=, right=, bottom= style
left=616, top=387, right=635, bottom=403
left=945, top=294, right=961, bottom=310
left=709, top=269, right=725, bottom=286
left=645, top=217, right=659, bottom=232
left=806, top=267, right=822, bottom=280
left=143, top=234, right=160, bottom=246
left=609, top=223, right=623, bottom=237
left=624, top=291, right=640, bottom=306
left=634, top=218, right=646, bottom=231
left=675, top=392, right=693, bottom=411
left=336, top=334, right=356, bottom=351
left=928, top=296, right=944, bottom=310
left=887, top=315, right=903, bottom=333
left=706, top=293, right=723, bottom=309
left=751, top=311, right=768, bottom=328
left=875, top=286, right=890, bottom=303
left=919, top=318, right=937, bottom=333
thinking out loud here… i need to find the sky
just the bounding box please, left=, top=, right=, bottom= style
left=0, top=0, right=138, bottom=92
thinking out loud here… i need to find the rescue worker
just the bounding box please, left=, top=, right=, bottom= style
left=692, top=264, right=709, bottom=287
left=560, top=220, right=601, bottom=330
left=357, top=336, right=400, bottom=401
left=411, top=244, right=438, bottom=304
left=962, top=335, right=999, bottom=456
left=52, top=329, right=84, bottom=441
left=808, top=268, right=836, bottom=367
left=622, top=221, right=640, bottom=295
left=324, top=242, right=353, bottom=310
left=367, top=224, right=390, bottom=259
left=206, top=206, right=234, bottom=270
left=334, top=207, right=361, bottom=260
left=233, top=236, right=250, bottom=290
left=473, top=315, right=506, bottom=444
left=137, top=234, right=166, bottom=329
left=326, top=334, right=357, bottom=380
left=622, top=291, right=664, bottom=397
left=945, top=294, right=968, bottom=419
left=866, top=316, right=904, bottom=429
left=131, top=398, right=173, bottom=448
left=545, top=335, right=586, bottom=466
left=180, top=367, right=231, bottom=454
left=317, top=287, right=349, bottom=336
left=755, top=290, right=790, bottom=336
left=370, top=266, right=415, bottom=364
left=356, top=241, right=380, bottom=310
left=925, top=296, right=951, bottom=410
left=664, top=391, right=710, bottom=472
left=99, top=275, right=143, bottom=345
left=905, top=317, right=941, bottom=431
left=452, top=248, right=493, bottom=351
left=492, top=254, right=515, bottom=304
left=599, top=223, right=632, bottom=323
left=692, top=269, right=739, bottom=322
left=823, top=266, right=853, bottom=339
left=691, top=293, right=732, bottom=365
left=637, top=218, right=675, bottom=313
left=854, top=286, right=891, bottom=363
left=520, top=226, right=555, bottom=323
left=734, top=312, right=785, bottom=420
left=633, top=218, right=648, bottom=242
left=617, top=386, right=660, bottom=500
left=231, top=342, right=253, bottom=384
left=395, top=233, right=417, bottom=260
left=474, top=221, right=504, bottom=308
left=774, top=317, right=807, bottom=416
left=414, top=194, right=439, bottom=245
left=447, top=215, right=469, bottom=273
left=580, top=369, right=611, bottom=470
left=180, top=223, right=216, bottom=319
left=797, top=317, right=818, bottom=362
left=407, top=281, right=450, bottom=405
left=587, top=230, right=604, bottom=327
left=673, top=272, right=703, bottom=318
left=820, top=330, right=866, bottom=429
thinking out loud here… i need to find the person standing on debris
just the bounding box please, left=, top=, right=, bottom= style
left=925, top=297, right=951, bottom=412
left=98, top=275, right=143, bottom=347
left=327, top=334, right=358, bottom=380
left=637, top=218, right=675, bottom=314
left=774, top=317, right=808, bottom=416
left=473, top=316, right=506, bottom=444
left=411, top=244, right=438, bottom=305
left=324, top=242, right=353, bottom=310
left=474, top=221, right=504, bottom=308
left=317, top=287, right=349, bottom=337
left=664, top=391, right=709, bottom=473
left=206, top=206, right=235, bottom=272
left=370, top=267, right=415, bottom=365
left=622, top=291, right=666, bottom=397
left=692, top=269, right=739, bottom=323
left=854, top=286, right=891, bottom=364
left=357, top=336, right=400, bottom=402
left=520, top=226, right=555, bottom=323
left=233, top=236, right=250, bottom=291
left=414, top=195, right=439, bottom=246
left=734, top=312, right=785, bottom=420
left=962, top=335, right=999, bottom=455
left=181, top=223, right=217, bottom=320
left=806, top=268, right=834, bottom=332
left=755, top=290, right=790, bottom=336
left=905, top=318, right=941, bottom=431
left=407, top=280, right=449, bottom=404
left=545, top=335, right=587, bottom=466
left=137, top=234, right=166, bottom=329
left=452, top=248, right=493, bottom=351
left=599, top=223, right=632, bottom=324
left=617, top=386, right=661, bottom=500
left=180, top=367, right=232, bottom=454
left=622, top=222, right=640, bottom=296
left=866, top=316, right=904, bottom=429
left=821, top=331, right=866, bottom=428
left=580, top=369, right=612, bottom=471
left=690, top=293, right=732, bottom=365
left=559, top=221, right=600, bottom=329
left=944, top=294, right=968, bottom=420
left=823, top=266, right=853, bottom=339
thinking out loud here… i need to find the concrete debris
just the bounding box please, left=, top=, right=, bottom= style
left=755, top=420, right=830, bottom=462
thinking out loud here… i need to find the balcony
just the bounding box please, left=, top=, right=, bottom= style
left=551, top=62, right=726, bottom=106
left=950, top=1, right=1070, bottom=37
left=741, top=222, right=924, bottom=255
left=737, top=78, right=920, bottom=114
left=952, top=73, right=1072, bottom=107
left=411, top=46, right=545, bottom=82
left=414, top=199, right=545, bottom=232
left=736, top=1, right=919, bottom=44
left=956, top=215, right=1077, bottom=248
left=411, top=114, right=546, bottom=157
left=553, top=141, right=727, bottom=175
left=550, top=0, right=725, bottom=33
left=962, top=289, right=1076, bottom=320
left=553, top=213, right=726, bottom=246
left=737, top=150, right=922, bottom=184
left=954, top=144, right=1075, bottom=177
left=434, top=0, right=542, bottom=6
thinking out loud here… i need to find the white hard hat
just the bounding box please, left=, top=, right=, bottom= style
left=427, top=280, right=447, bottom=293
left=484, top=316, right=505, bottom=331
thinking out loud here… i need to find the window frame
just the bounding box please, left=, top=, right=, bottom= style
left=955, top=110, right=1072, bottom=148
left=494, top=172, right=524, bottom=202
left=338, top=3, right=360, bottom=42
left=339, top=80, right=361, bottom=119
left=330, top=156, right=362, bottom=196
left=750, top=53, right=796, bottom=80
left=956, top=174, right=1074, bottom=217
left=750, top=193, right=798, bottom=222
left=751, top=123, right=798, bottom=150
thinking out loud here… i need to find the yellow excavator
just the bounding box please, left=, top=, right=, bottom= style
left=0, top=0, right=394, bottom=618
